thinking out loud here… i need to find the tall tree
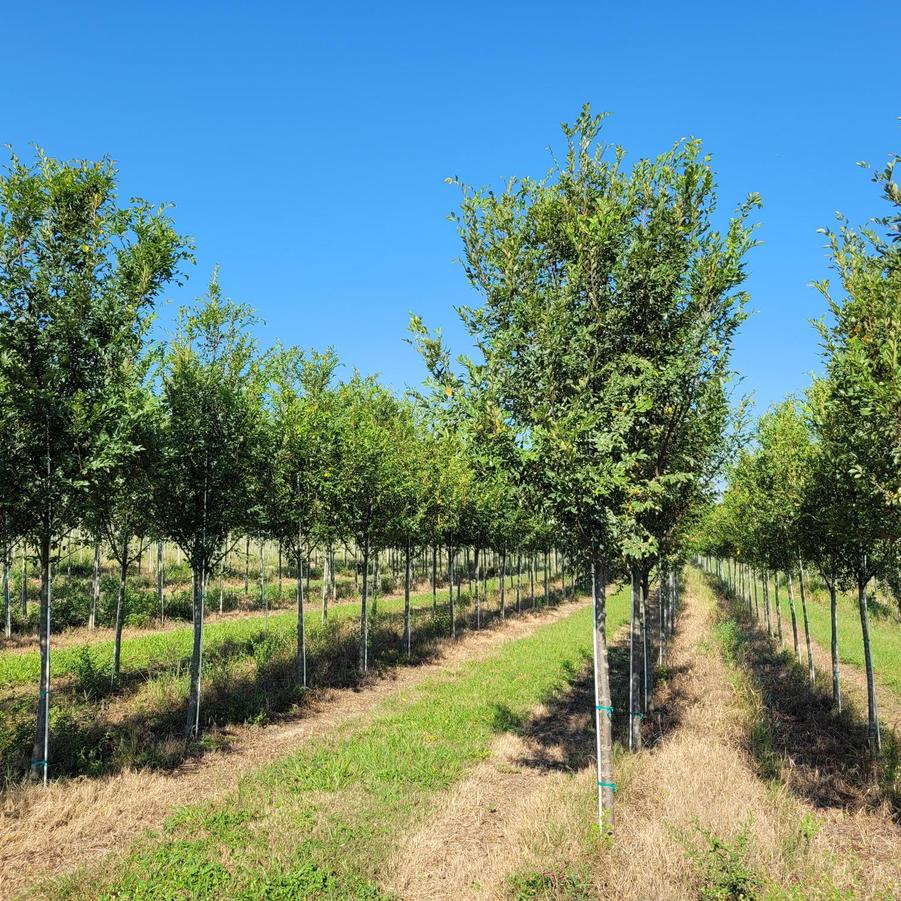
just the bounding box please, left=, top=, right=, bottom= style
left=0, top=150, right=189, bottom=782
left=152, top=275, right=266, bottom=739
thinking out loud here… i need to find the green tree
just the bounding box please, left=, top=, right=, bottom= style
left=0, top=150, right=189, bottom=782
left=152, top=275, right=267, bottom=739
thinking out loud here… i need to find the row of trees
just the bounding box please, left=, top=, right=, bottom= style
left=0, top=152, right=569, bottom=785
left=415, top=105, right=759, bottom=826
left=0, top=108, right=754, bottom=819
left=694, top=151, right=900, bottom=755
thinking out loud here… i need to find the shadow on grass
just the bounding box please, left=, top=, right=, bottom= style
left=704, top=571, right=900, bottom=818
left=494, top=589, right=690, bottom=772
left=1, top=584, right=583, bottom=783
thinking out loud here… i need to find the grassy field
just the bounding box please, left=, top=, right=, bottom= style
left=798, top=583, right=901, bottom=699
left=44, top=584, right=630, bottom=900
left=0, top=575, right=523, bottom=686
left=751, top=573, right=901, bottom=700
left=0, top=577, right=570, bottom=781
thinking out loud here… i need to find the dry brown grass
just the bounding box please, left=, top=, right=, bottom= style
left=0, top=595, right=588, bottom=900
left=382, top=569, right=901, bottom=900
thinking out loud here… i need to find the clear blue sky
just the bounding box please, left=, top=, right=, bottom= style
left=5, top=2, right=899, bottom=414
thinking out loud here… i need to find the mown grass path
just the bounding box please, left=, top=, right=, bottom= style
left=3, top=588, right=625, bottom=900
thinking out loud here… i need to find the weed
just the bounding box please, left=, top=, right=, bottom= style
left=685, top=821, right=762, bottom=900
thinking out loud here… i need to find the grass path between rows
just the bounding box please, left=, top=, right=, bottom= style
left=797, top=586, right=901, bottom=702
left=0, top=577, right=522, bottom=686
left=2, top=587, right=622, bottom=900
left=412, top=568, right=899, bottom=900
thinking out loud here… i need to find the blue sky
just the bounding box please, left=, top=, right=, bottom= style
left=5, top=2, right=899, bottom=414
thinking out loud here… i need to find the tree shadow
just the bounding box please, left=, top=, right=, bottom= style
left=495, top=597, right=691, bottom=773
left=0, top=589, right=586, bottom=783
left=705, top=572, right=899, bottom=818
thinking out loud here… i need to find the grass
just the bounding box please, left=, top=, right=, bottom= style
left=1, top=577, right=577, bottom=781
left=0, top=579, right=509, bottom=686
left=46, top=585, right=630, bottom=900
left=794, top=580, right=901, bottom=698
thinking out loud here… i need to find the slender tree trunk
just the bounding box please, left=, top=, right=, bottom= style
left=259, top=539, right=266, bottom=616
left=763, top=569, right=771, bottom=635
left=530, top=554, right=535, bottom=609
left=474, top=545, right=481, bottom=629
left=516, top=552, right=522, bottom=613
left=774, top=572, right=783, bottom=643
left=359, top=531, right=370, bottom=673
left=184, top=565, right=205, bottom=740
left=543, top=549, right=549, bottom=606
left=295, top=535, right=306, bottom=687
left=89, top=540, right=101, bottom=630
left=3, top=542, right=10, bottom=640
left=448, top=545, right=456, bottom=639
left=857, top=574, right=881, bottom=753
left=20, top=547, right=28, bottom=616
left=752, top=568, right=759, bottom=621
left=112, top=540, right=129, bottom=684
left=628, top=564, right=643, bottom=751
left=30, top=534, right=52, bottom=784
left=786, top=569, right=800, bottom=660
left=322, top=543, right=330, bottom=624
left=591, top=557, right=615, bottom=829
left=658, top=569, right=666, bottom=666
left=243, top=536, right=249, bottom=596
left=156, top=540, right=164, bottom=624
left=403, top=536, right=411, bottom=657
left=499, top=548, right=506, bottom=619
left=828, top=578, right=841, bottom=711
left=640, top=568, right=650, bottom=713
left=797, top=555, right=814, bottom=685
left=277, top=541, right=283, bottom=600
left=431, top=545, right=437, bottom=609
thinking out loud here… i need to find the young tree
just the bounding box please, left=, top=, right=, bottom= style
left=265, top=346, right=338, bottom=686
left=810, top=158, right=901, bottom=752
left=152, top=275, right=266, bottom=739
left=0, top=150, right=189, bottom=782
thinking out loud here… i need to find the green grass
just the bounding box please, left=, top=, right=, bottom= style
left=0, top=582, right=466, bottom=686
left=48, top=584, right=630, bottom=900
left=797, top=584, right=901, bottom=699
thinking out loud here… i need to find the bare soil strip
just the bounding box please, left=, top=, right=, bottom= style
left=384, top=571, right=901, bottom=900
left=0, top=597, right=585, bottom=900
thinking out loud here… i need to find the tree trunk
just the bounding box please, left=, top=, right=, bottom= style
left=322, top=543, right=330, bottom=624
left=857, top=575, right=881, bottom=753
left=184, top=565, right=205, bottom=740
left=89, top=540, right=101, bottom=630
left=20, top=548, right=28, bottom=615
left=543, top=549, right=549, bottom=606
left=295, top=538, right=306, bottom=687
left=474, top=546, right=481, bottom=629
left=516, top=552, right=522, bottom=613
left=243, top=536, right=250, bottom=596
left=448, top=545, right=456, bottom=639
left=403, top=537, right=411, bottom=657
left=112, top=540, right=129, bottom=684
left=828, top=579, right=841, bottom=711
left=499, top=548, right=506, bottom=619
left=3, top=542, right=10, bottom=640
left=762, top=569, right=771, bottom=635
left=30, top=534, right=52, bottom=784
left=431, top=545, right=437, bottom=609
left=640, top=568, right=650, bottom=713
left=797, top=556, right=814, bottom=685
left=786, top=570, right=800, bottom=661
left=156, top=540, right=164, bottom=624
left=774, top=571, right=784, bottom=641
left=628, top=564, right=643, bottom=751
left=259, top=540, right=266, bottom=615
left=591, top=557, right=615, bottom=829
left=359, top=531, right=370, bottom=673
